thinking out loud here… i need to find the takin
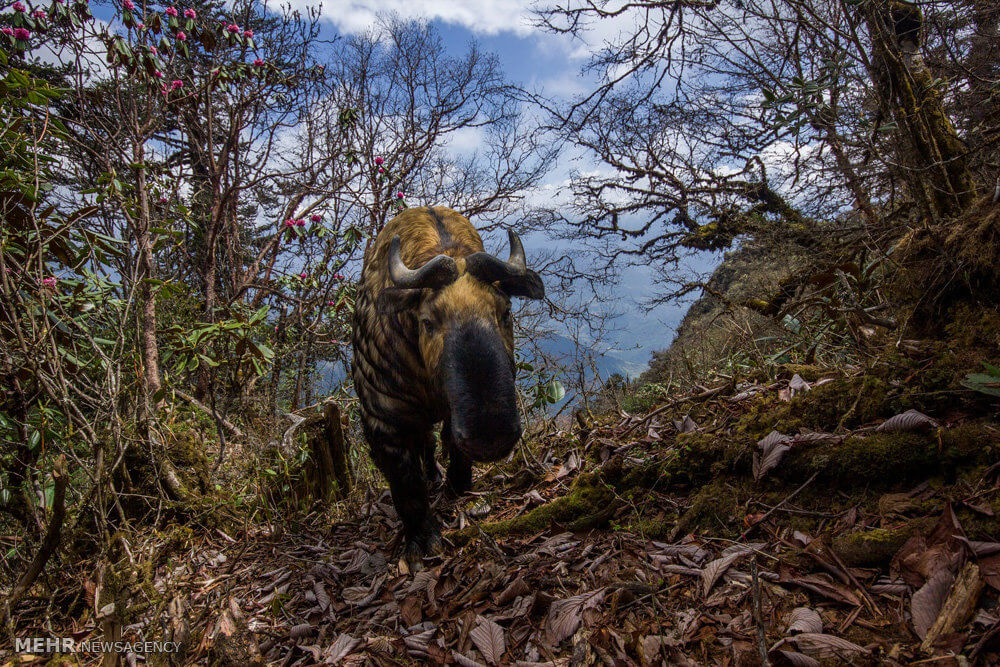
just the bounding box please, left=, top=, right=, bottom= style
left=351, top=206, right=544, bottom=568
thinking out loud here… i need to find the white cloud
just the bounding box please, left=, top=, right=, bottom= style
left=443, top=125, right=485, bottom=156
left=298, top=0, right=536, bottom=36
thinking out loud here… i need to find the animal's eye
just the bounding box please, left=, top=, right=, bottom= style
left=420, top=318, right=436, bottom=332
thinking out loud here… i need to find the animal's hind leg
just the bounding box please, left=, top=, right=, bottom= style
left=442, top=419, right=472, bottom=496
left=369, top=432, right=442, bottom=568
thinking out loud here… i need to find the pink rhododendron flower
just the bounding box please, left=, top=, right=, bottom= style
left=158, top=196, right=168, bottom=203
left=226, top=23, right=239, bottom=33
left=175, top=30, right=186, bottom=41
left=137, top=22, right=145, bottom=29
left=310, top=214, right=321, bottom=223
left=171, top=79, right=183, bottom=89
left=154, top=70, right=163, bottom=78
left=396, top=192, right=404, bottom=199
left=378, top=167, right=384, bottom=174
left=284, top=219, right=295, bottom=228
left=12, top=2, right=25, bottom=12
left=243, top=29, right=252, bottom=38
left=41, top=277, right=58, bottom=287
left=327, top=300, right=335, bottom=306
left=374, top=156, right=383, bottom=165
left=13, top=27, right=30, bottom=40
left=165, top=6, right=177, bottom=16
left=1, top=27, right=12, bottom=36
left=295, top=219, right=305, bottom=227
left=299, top=272, right=307, bottom=279
left=253, top=58, right=264, bottom=67
left=32, top=9, right=46, bottom=18
left=183, top=8, right=195, bottom=18
left=123, top=0, right=134, bottom=9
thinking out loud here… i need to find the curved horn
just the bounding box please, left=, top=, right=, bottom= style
left=507, top=229, right=527, bottom=271
left=465, top=229, right=544, bottom=299
left=387, top=235, right=459, bottom=289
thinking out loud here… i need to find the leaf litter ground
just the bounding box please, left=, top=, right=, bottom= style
left=6, top=373, right=1000, bottom=665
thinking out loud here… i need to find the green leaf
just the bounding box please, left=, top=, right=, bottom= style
left=545, top=379, right=566, bottom=404
left=962, top=373, right=1000, bottom=398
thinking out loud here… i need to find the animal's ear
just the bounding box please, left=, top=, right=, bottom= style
left=499, top=269, right=545, bottom=300
left=376, top=287, right=422, bottom=316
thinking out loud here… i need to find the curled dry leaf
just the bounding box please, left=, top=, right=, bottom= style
left=545, top=589, right=605, bottom=646
left=524, top=489, right=545, bottom=505
left=876, top=409, right=940, bottom=433
left=958, top=536, right=1000, bottom=558
left=403, top=627, right=437, bottom=657
left=289, top=622, right=314, bottom=639
left=673, top=415, right=698, bottom=433
left=789, top=431, right=841, bottom=445
left=496, top=575, right=531, bottom=605
left=470, top=615, right=506, bottom=666
left=701, top=549, right=748, bottom=596
left=312, top=580, right=330, bottom=612
left=324, top=634, right=362, bottom=664
left=787, top=633, right=867, bottom=658
left=786, top=607, right=823, bottom=635
left=768, top=649, right=821, bottom=667
left=754, top=431, right=792, bottom=481
left=453, top=651, right=489, bottom=667
left=911, top=567, right=956, bottom=640
left=780, top=571, right=862, bottom=606
left=789, top=374, right=810, bottom=397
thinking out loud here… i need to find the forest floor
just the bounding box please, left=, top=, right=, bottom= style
left=6, top=365, right=1000, bottom=666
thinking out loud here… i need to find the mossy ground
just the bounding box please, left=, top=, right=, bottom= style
left=456, top=352, right=1000, bottom=553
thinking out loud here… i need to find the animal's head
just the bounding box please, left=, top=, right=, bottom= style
left=379, top=230, right=544, bottom=461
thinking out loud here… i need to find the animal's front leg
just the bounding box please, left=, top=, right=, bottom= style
left=442, top=419, right=472, bottom=496
left=422, top=432, right=442, bottom=484
left=371, top=436, right=443, bottom=570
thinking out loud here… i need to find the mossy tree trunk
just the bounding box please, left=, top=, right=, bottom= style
left=861, top=0, right=976, bottom=220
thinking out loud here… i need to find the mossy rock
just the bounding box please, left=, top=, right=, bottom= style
left=736, top=375, right=892, bottom=440
left=773, top=424, right=991, bottom=489
left=622, top=516, right=675, bottom=540
left=614, top=433, right=747, bottom=492
left=673, top=480, right=744, bottom=538
left=831, top=517, right=936, bottom=567
left=451, top=472, right=618, bottom=543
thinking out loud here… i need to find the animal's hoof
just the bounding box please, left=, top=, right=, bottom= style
left=401, top=526, right=444, bottom=573
left=401, top=541, right=425, bottom=574
left=425, top=530, right=444, bottom=556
